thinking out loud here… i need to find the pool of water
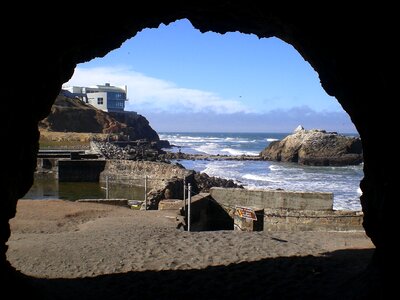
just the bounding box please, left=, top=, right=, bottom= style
left=22, top=176, right=145, bottom=201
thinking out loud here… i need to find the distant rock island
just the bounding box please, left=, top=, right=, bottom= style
left=260, top=126, right=363, bottom=166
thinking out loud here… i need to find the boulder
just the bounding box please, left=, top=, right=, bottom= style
left=260, top=129, right=363, bottom=166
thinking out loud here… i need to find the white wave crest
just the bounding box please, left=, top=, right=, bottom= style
left=242, top=174, right=282, bottom=183
left=193, top=143, right=220, bottom=155
left=202, top=167, right=236, bottom=180
left=221, top=148, right=259, bottom=156
left=243, top=174, right=269, bottom=181
left=268, top=165, right=282, bottom=171
left=267, top=138, right=279, bottom=142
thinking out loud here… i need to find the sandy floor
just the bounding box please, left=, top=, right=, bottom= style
left=6, top=200, right=375, bottom=299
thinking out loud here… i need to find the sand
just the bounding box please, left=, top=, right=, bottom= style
left=6, top=200, right=375, bottom=299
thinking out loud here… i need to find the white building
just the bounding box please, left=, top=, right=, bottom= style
left=62, top=83, right=128, bottom=112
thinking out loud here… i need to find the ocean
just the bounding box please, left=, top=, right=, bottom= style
left=159, top=132, right=363, bottom=211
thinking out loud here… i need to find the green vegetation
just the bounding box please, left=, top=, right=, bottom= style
left=39, top=131, right=108, bottom=150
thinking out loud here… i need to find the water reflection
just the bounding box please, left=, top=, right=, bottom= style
left=23, top=176, right=145, bottom=201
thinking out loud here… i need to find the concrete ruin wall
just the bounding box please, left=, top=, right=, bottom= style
left=210, top=187, right=333, bottom=211
left=210, top=188, right=363, bottom=231
left=99, top=160, right=192, bottom=189
left=99, top=160, right=194, bottom=208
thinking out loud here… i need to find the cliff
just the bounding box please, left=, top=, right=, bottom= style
left=109, top=111, right=159, bottom=141
left=260, top=128, right=363, bottom=166
left=39, top=94, right=159, bottom=141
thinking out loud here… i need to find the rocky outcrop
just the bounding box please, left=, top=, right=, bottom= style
left=260, top=128, right=363, bottom=166
left=194, top=172, right=243, bottom=192
left=109, top=111, right=159, bottom=141
left=39, top=94, right=159, bottom=141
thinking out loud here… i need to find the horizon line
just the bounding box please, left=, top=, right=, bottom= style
left=156, top=130, right=359, bottom=135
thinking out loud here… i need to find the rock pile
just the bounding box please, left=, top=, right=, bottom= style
left=94, top=140, right=166, bottom=161
left=194, top=172, right=243, bottom=192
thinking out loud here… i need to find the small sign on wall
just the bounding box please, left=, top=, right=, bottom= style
left=235, top=206, right=257, bottom=221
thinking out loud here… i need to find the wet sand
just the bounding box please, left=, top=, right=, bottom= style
left=6, top=200, right=374, bottom=299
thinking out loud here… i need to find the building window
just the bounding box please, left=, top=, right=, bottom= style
left=97, top=97, right=103, bottom=105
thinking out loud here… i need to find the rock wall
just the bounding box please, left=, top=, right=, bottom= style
left=3, top=3, right=395, bottom=297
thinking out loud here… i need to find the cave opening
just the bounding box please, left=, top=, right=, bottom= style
left=42, top=18, right=363, bottom=210
left=4, top=6, right=392, bottom=298
left=7, top=19, right=371, bottom=286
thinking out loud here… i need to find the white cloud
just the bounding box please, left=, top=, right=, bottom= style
left=64, top=66, right=251, bottom=114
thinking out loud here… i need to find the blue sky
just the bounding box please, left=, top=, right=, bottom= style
left=64, top=19, right=357, bottom=133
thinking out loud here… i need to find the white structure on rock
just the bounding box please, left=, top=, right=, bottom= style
left=62, top=83, right=128, bottom=112
left=294, top=125, right=305, bottom=133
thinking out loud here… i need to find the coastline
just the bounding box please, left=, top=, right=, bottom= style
left=7, top=199, right=374, bottom=299
left=35, top=130, right=363, bottom=211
